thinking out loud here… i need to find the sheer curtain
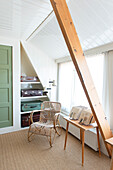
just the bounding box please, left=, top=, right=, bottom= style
left=58, top=61, right=76, bottom=113
left=102, top=51, right=113, bottom=130
left=86, top=54, right=104, bottom=103
left=58, top=54, right=104, bottom=114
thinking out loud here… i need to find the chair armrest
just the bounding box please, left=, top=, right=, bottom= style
left=55, top=112, right=60, bottom=118
left=54, top=113, right=60, bottom=124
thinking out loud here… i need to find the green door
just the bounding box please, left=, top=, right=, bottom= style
left=0, top=45, right=13, bottom=128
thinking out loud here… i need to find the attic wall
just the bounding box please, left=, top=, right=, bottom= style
left=21, top=41, right=57, bottom=101
left=21, top=44, right=37, bottom=77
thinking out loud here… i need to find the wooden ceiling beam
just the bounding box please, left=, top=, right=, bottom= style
left=50, top=0, right=112, bottom=157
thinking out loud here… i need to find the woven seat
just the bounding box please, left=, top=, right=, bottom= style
left=28, top=101, right=62, bottom=146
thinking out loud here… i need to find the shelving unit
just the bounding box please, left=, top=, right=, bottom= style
left=20, top=81, right=48, bottom=128
left=20, top=44, right=49, bottom=128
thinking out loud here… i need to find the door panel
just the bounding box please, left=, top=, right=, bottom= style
left=0, top=45, right=12, bottom=128
left=0, top=49, right=9, bottom=65
left=0, top=107, right=9, bottom=121
left=0, top=89, right=9, bottom=103
left=0, top=69, right=9, bottom=84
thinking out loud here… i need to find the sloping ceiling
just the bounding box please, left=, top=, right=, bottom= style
left=30, top=0, right=113, bottom=59
left=0, top=0, right=52, bottom=39
left=0, top=0, right=113, bottom=59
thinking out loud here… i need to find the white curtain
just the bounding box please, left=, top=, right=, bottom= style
left=58, top=61, right=74, bottom=112
left=102, top=51, right=113, bottom=130
left=58, top=61, right=89, bottom=113
left=58, top=54, right=104, bottom=114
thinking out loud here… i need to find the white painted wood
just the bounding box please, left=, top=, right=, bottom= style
left=21, top=41, right=57, bottom=93
left=20, top=82, right=41, bottom=85
left=26, top=0, right=70, bottom=41
left=30, top=0, right=113, bottom=59
left=55, top=41, right=113, bottom=63
left=0, top=0, right=113, bottom=55
left=20, top=111, right=40, bottom=114
left=0, top=0, right=52, bottom=39
left=21, top=96, right=47, bottom=100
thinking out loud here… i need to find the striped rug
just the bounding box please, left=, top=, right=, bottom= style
left=0, top=129, right=110, bottom=170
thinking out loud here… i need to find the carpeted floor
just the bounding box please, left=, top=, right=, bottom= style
left=0, top=129, right=111, bottom=170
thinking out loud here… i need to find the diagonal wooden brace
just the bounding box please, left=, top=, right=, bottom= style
left=50, top=0, right=112, bottom=157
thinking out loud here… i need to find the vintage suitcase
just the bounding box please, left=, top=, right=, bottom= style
left=21, top=89, right=43, bottom=97
left=21, top=101, right=43, bottom=112
left=32, top=112, right=40, bottom=122
left=20, top=76, right=39, bottom=82
left=21, top=112, right=40, bottom=127
left=21, top=114, right=30, bottom=127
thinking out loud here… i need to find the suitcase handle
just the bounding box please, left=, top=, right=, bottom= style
left=30, top=106, right=37, bottom=108
left=25, top=104, right=37, bottom=109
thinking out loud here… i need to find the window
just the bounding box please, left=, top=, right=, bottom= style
left=58, top=54, right=104, bottom=114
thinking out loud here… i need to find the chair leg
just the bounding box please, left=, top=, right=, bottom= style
left=28, top=125, right=35, bottom=142
left=55, top=126, right=62, bottom=136
left=55, top=120, right=62, bottom=136
left=47, top=128, right=56, bottom=147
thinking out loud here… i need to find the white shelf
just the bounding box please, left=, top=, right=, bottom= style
left=21, top=96, right=47, bottom=100
left=20, top=111, right=32, bottom=114
left=21, top=126, right=29, bottom=129
left=20, top=110, right=41, bottom=114
left=20, top=82, right=41, bottom=85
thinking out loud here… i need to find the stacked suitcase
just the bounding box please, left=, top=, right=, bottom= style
left=20, top=76, right=39, bottom=82
left=21, top=89, right=43, bottom=97
left=21, top=112, right=40, bottom=127
left=21, top=100, right=43, bottom=112
left=20, top=76, right=44, bottom=127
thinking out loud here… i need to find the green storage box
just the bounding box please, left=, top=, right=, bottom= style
left=21, top=101, right=43, bottom=112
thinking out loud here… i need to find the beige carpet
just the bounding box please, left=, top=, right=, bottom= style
left=0, top=129, right=111, bottom=170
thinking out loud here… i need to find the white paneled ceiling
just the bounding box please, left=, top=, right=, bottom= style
left=30, top=16, right=69, bottom=59
left=0, top=0, right=113, bottom=59
left=30, top=0, right=113, bottom=59
left=0, top=0, right=52, bottom=39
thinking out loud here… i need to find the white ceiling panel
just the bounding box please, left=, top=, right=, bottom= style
left=0, top=0, right=52, bottom=39
left=30, top=16, right=69, bottom=59
left=30, top=0, right=113, bottom=59
left=0, top=0, right=113, bottom=59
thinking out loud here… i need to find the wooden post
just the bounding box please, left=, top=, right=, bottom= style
left=50, top=0, right=112, bottom=157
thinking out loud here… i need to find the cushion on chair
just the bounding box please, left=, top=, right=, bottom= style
left=32, top=121, right=54, bottom=128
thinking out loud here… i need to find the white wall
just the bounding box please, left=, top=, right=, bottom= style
left=0, top=36, right=21, bottom=134
left=21, top=44, right=37, bottom=77
left=21, top=41, right=57, bottom=101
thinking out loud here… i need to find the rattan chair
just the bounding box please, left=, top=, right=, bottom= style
left=28, top=101, right=62, bottom=146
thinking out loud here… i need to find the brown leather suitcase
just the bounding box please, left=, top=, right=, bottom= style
left=21, top=89, right=43, bottom=97
left=21, top=112, right=40, bottom=127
